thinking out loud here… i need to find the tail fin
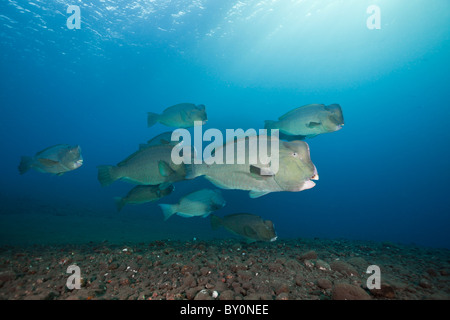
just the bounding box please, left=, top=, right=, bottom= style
left=18, top=156, right=33, bottom=175
left=264, top=120, right=278, bottom=132
left=147, top=112, right=160, bottom=128
left=159, top=204, right=177, bottom=221
left=97, top=165, right=119, bottom=187
left=210, top=214, right=223, bottom=230
left=114, top=197, right=125, bottom=212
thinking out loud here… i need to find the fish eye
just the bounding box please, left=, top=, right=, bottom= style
left=292, top=152, right=298, bottom=157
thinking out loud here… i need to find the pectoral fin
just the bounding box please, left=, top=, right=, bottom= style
left=249, top=190, right=270, bottom=198
left=158, top=161, right=175, bottom=177
left=158, top=181, right=172, bottom=190
left=306, top=121, right=321, bottom=128
left=38, top=158, right=60, bottom=167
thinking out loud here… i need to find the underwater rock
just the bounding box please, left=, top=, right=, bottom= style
left=219, top=290, right=235, bottom=300
left=272, top=281, right=289, bottom=295
left=276, top=292, right=289, bottom=300
left=317, top=278, right=333, bottom=290
left=332, top=283, right=371, bottom=300
left=299, top=250, right=318, bottom=260
left=315, top=259, right=331, bottom=271
left=419, top=279, right=432, bottom=289
left=295, top=274, right=304, bottom=286
left=0, top=270, right=16, bottom=283
left=346, top=257, right=369, bottom=272
left=194, top=289, right=213, bottom=300
left=370, top=283, right=396, bottom=299
left=330, top=260, right=359, bottom=277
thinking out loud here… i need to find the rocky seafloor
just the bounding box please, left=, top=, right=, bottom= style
left=0, top=238, right=449, bottom=300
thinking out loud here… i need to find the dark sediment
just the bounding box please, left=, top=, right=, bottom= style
left=0, top=238, right=449, bottom=300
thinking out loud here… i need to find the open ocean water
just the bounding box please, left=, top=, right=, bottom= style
left=0, top=0, right=449, bottom=301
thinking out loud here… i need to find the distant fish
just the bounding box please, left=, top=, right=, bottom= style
left=114, top=184, right=174, bottom=212
left=187, top=135, right=318, bottom=198
left=265, top=103, right=344, bottom=139
left=158, top=188, right=226, bottom=221
left=97, top=143, right=191, bottom=187
left=211, top=213, right=277, bottom=242
left=147, top=103, right=207, bottom=128
left=18, top=144, right=83, bottom=175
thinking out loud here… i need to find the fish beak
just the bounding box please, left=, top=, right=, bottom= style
left=270, top=236, right=277, bottom=242
left=311, top=166, right=319, bottom=180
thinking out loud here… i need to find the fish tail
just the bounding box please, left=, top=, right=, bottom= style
left=264, top=120, right=278, bottom=132
left=114, top=197, right=125, bottom=212
left=18, top=156, right=33, bottom=175
left=147, top=112, right=160, bottom=128
left=210, top=214, right=223, bottom=230
left=97, top=165, right=119, bottom=187
left=159, top=204, right=176, bottom=221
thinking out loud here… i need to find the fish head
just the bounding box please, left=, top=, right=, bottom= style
left=260, top=220, right=277, bottom=241
left=322, top=104, right=344, bottom=132
left=189, top=104, right=207, bottom=124
left=210, top=189, right=226, bottom=210
left=247, top=219, right=277, bottom=242
left=160, top=184, right=175, bottom=196
left=62, top=145, right=83, bottom=169
left=274, top=140, right=318, bottom=192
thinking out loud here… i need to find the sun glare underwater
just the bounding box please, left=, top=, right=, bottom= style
left=0, top=0, right=449, bottom=251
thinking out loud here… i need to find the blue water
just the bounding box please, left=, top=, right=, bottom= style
left=1, top=0, right=449, bottom=248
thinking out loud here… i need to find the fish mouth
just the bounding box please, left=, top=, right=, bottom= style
left=311, top=166, right=319, bottom=181
left=76, top=160, right=84, bottom=166
left=270, top=236, right=277, bottom=242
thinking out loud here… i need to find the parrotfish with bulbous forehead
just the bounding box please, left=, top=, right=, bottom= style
left=211, top=213, right=277, bottom=243
left=114, top=184, right=174, bottom=212
left=186, top=135, right=318, bottom=198
left=147, top=103, right=207, bottom=128
left=18, top=144, right=83, bottom=176
left=158, top=188, right=226, bottom=221
left=265, top=103, right=344, bottom=139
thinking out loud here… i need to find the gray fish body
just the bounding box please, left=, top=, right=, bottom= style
left=145, top=131, right=179, bottom=147
left=190, top=135, right=318, bottom=198
left=211, top=213, right=277, bottom=242
left=97, top=144, right=187, bottom=187
left=265, top=103, right=344, bottom=138
left=147, top=103, right=207, bottom=128
left=159, top=188, right=226, bottom=220
left=115, top=184, right=174, bottom=211
left=19, top=144, right=83, bottom=175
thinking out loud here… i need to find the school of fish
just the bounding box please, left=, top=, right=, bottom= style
left=18, top=102, right=344, bottom=242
